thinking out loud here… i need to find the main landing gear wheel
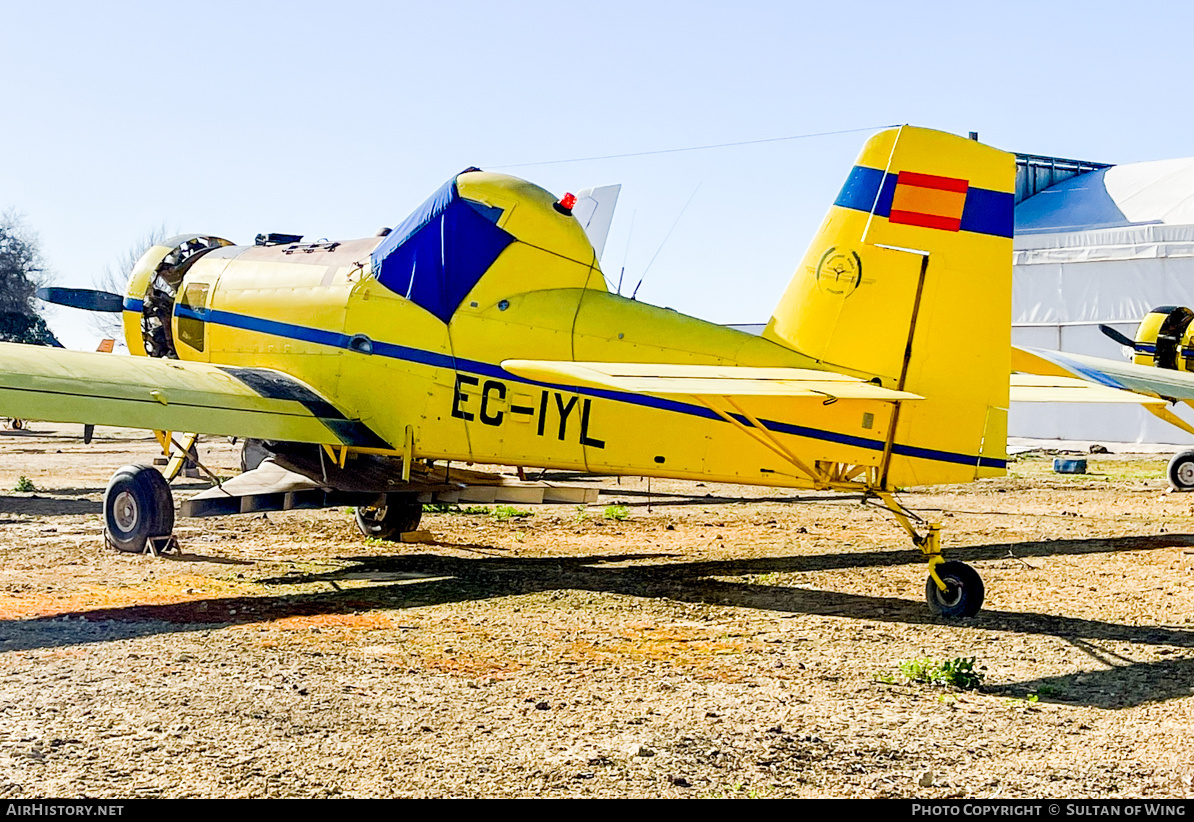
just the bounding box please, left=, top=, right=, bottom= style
left=355, top=495, right=422, bottom=541
left=103, top=465, right=175, bottom=553
left=925, top=561, right=984, bottom=618
left=1167, top=450, right=1194, bottom=491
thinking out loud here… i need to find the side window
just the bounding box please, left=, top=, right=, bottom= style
left=176, top=283, right=210, bottom=352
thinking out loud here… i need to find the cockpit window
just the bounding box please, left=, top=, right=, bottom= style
left=176, top=282, right=209, bottom=353
left=370, top=173, right=514, bottom=323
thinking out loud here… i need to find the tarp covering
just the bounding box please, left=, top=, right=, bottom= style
left=1016, top=158, right=1194, bottom=234
left=371, top=174, right=515, bottom=323
left=1012, top=156, right=1194, bottom=443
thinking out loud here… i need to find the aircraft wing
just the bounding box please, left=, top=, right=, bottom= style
left=0, top=342, right=388, bottom=448
left=501, top=360, right=923, bottom=401
left=1012, top=346, right=1194, bottom=401
left=1012, top=345, right=1194, bottom=437
left=1010, top=374, right=1168, bottom=405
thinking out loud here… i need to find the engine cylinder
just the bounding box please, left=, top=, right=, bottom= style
left=122, top=235, right=233, bottom=357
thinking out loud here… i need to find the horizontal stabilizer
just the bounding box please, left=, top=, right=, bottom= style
left=502, top=360, right=923, bottom=401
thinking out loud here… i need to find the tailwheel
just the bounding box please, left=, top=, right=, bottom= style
left=925, top=560, right=984, bottom=618
left=354, top=494, right=422, bottom=541
left=103, top=465, right=175, bottom=553
left=869, top=491, right=986, bottom=617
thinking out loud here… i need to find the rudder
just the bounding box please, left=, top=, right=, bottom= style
left=763, top=126, right=1015, bottom=488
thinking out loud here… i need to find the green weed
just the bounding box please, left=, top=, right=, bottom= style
left=603, top=504, right=629, bottom=521
left=1003, top=693, right=1040, bottom=708
left=13, top=476, right=35, bottom=492
left=421, top=504, right=491, bottom=515
left=897, top=656, right=985, bottom=690
left=491, top=505, right=532, bottom=521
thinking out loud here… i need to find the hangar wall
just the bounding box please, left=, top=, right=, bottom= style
left=1011, top=158, right=1194, bottom=444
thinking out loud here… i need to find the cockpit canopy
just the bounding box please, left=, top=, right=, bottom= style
left=370, top=171, right=515, bottom=323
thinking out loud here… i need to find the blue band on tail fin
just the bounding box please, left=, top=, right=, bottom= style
left=834, top=166, right=1013, bottom=239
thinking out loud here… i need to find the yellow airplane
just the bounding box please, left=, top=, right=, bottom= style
left=4, top=125, right=1106, bottom=618
left=1012, top=306, right=1194, bottom=489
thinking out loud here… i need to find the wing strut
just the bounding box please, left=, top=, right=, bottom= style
left=694, top=395, right=823, bottom=485
left=1145, top=403, right=1194, bottom=437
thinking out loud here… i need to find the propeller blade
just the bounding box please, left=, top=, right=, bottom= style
left=1098, top=323, right=1138, bottom=349
left=36, top=287, right=124, bottom=313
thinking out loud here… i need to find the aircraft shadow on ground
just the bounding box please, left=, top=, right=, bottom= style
left=0, top=483, right=225, bottom=517
left=2, top=533, right=1192, bottom=709
left=0, top=496, right=103, bottom=516
left=999, top=655, right=1194, bottom=709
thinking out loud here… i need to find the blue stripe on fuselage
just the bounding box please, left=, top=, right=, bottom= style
left=161, top=306, right=1005, bottom=470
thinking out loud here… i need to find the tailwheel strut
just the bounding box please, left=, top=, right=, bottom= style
left=869, top=491, right=984, bottom=618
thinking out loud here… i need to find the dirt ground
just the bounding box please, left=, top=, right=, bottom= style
left=0, top=424, right=1192, bottom=798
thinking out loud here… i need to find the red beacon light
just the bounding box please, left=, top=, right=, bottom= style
left=553, top=192, right=577, bottom=215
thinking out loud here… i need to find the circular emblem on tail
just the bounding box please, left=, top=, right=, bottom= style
left=815, top=247, right=863, bottom=296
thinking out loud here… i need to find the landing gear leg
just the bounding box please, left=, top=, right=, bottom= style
left=872, top=491, right=984, bottom=618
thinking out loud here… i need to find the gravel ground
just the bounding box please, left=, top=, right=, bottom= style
left=0, top=425, right=1192, bottom=798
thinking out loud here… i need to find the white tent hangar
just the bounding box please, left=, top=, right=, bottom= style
left=1012, top=153, right=1194, bottom=444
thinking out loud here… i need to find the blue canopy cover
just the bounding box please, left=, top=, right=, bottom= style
left=370, top=173, right=515, bottom=323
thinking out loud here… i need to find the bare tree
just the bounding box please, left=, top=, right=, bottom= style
left=0, top=210, right=49, bottom=314
left=0, top=211, right=58, bottom=346
left=91, top=224, right=172, bottom=338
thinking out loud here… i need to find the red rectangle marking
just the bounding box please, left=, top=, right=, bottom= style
left=897, top=171, right=969, bottom=193
left=888, top=209, right=963, bottom=232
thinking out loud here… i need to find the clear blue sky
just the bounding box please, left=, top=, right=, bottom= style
left=4, top=0, right=1192, bottom=349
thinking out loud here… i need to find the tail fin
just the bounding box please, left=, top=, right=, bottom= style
left=763, top=126, right=1015, bottom=487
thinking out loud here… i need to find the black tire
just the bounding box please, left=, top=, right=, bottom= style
left=103, top=465, right=175, bottom=553
left=1167, top=450, right=1194, bottom=491
left=142, top=466, right=175, bottom=536
left=355, top=495, right=422, bottom=541
left=925, top=560, right=984, bottom=618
